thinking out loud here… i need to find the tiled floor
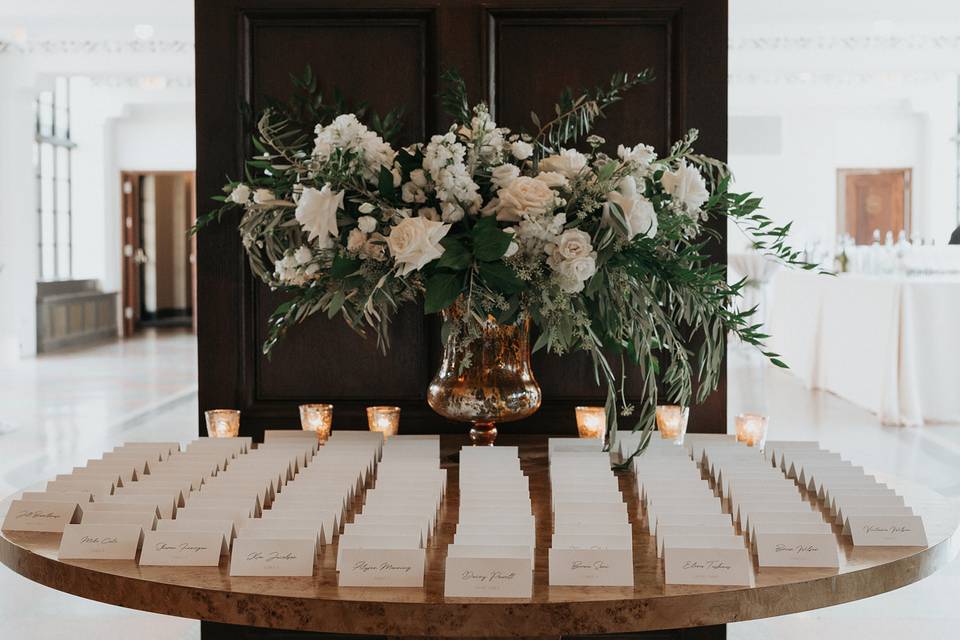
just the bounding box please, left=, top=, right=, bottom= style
left=0, top=333, right=957, bottom=639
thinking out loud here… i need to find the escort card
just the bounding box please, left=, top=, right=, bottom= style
left=229, top=538, right=315, bottom=576
left=848, top=515, right=928, bottom=546
left=59, top=524, right=143, bottom=560
left=654, top=512, right=733, bottom=536
left=552, top=533, right=632, bottom=550
left=663, top=546, right=753, bottom=586
left=444, top=555, right=533, bottom=598
left=548, top=548, right=634, bottom=586
left=657, top=525, right=735, bottom=558
left=754, top=532, right=840, bottom=567
left=336, top=532, right=421, bottom=569
left=2, top=499, right=81, bottom=532
left=155, top=518, right=234, bottom=552
left=337, top=548, right=426, bottom=587
left=20, top=490, right=92, bottom=504
left=139, top=531, right=225, bottom=566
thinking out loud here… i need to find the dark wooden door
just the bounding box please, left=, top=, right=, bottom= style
left=195, top=0, right=728, bottom=440
left=839, top=168, right=912, bottom=245
left=120, top=172, right=142, bottom=338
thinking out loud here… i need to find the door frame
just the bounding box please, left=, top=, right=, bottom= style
left=836, top=167, right=913, bottom=243
left=119, top=170, right=197, bottom=337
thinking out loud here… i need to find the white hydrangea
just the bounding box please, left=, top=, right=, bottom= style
left=312, top=114, right=396, bottom=183
left=617, top=143, right=657, bottom=177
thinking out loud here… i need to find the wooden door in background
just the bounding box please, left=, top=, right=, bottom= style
left=838, top=168, right=912, bottom=245
left=195, top=0, right=729, bottom=439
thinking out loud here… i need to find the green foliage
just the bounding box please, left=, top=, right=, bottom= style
left=439, top=68, right=472, bottom=123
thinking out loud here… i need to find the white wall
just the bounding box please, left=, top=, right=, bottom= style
left=0, top=47, right=193, bottom=360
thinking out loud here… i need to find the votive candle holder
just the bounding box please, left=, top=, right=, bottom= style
left=366, top=406, right=400, bottom=438
left=204, top=409, right=240, bottom=438
left=575, top=406, right=607, bottom=440
left=735, top=413, right=768, bottom=447
left=299, top=403, right=333, bottom=443
left=655, top=405, right=689, bottom=443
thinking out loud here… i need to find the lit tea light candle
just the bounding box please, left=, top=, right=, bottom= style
left=735, top=413, right=768, bottom=447
left=204, top=409, right=240, bottom=438
left=575, top=406, right=606, bottom=440
left=299, top=403, right=333, bottom=443
left=655, top=405, right=689, bottom=443
left=366, top=406, right=400, bottom=438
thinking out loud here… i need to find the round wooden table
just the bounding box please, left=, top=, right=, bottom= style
left=1, top=435, right=958, bottom=639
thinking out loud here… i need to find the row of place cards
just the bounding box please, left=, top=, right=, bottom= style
left=768, top=441, right=927, bottom=547
left=336, top=435, right=440, bottom=587
left=548, top=438, right=633, bottom=587
left=702, top=440, right=839, bottom=569
left=444, top=446, right=534, bottom=598
left=637, top=438, right=752, bottom=586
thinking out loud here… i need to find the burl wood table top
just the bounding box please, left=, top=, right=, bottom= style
left=1, top=434, right=957, bottom=637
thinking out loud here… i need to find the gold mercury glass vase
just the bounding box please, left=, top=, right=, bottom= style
left=427, top=307, right=542, bottom=446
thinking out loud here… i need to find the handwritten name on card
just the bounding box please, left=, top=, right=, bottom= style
left=139, top=531, right=224, bottom=566
left=754, top=532, right=840, bottom=567
left=663, top=547, right=753, bottom=586
left=2, top=500, right=80, bottom=533
left=229, top=538, right=315, bottom=576
left=337, top=549, right=426, bottom=587
left=444, top=556, right=532, bottom=598
left=848, top=515, right=928, bottom=547
left=59, top=524, right=143, bottom=560
left=548, top=549, right=634, bottom=586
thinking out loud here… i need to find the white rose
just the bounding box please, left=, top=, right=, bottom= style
left=535, top=171, right=568, bottom=189
left=357, top=215, right=378, bottom=233
left=229, top=183, right=251, bottom=204
left=661, top=160, right=709, bottom=213
left=490, top=164, right=520, bottom=190
left=495, top=176, right=555, bottom=222
left=401, top=181, right=427, bottom=203
left=554, top=255, right=596, bottom=293
left=555, top=228, right=594, bottom=260
left=539, top=148, right=587, bottom=180
left=409, top=168, right=429, bottom=188
left=604, top=176, right=658, bottom=240
left=358, top=202, right=375, bottom=214
left=386, top=216, right=451, bottom=276
left=293, top=245, right=313, bottom=265
left=510, top=140, right=533, bottom=160
left=617, top=143, right=657, bottom=173
left=295, top=184, right=343, bottom=244
left=440, top=201, right=464, bottom=223
left=252, top=188, right=275, bottom=204
left=347, top=228, right=367, bottom=253
left=419, top=207, right=440, bottom=221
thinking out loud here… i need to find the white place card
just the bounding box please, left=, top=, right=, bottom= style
left=754, top=532, right=840, bottom=567
left=155, top=519, right=234, bottom=551
left=338, top=548, right=426, bottom=587
left=657, top=525, right=735, bottom=558
left=444, top=556, right=533, bottom=598
left=20, top=490, right=92, bottom=504
left=229, top=538, right=315, bottom=576
left=848, top=515, right=928, bottom=546
left=552, top=533, right=632, bottom=550
left=2, top=500, right=81, bottom=533
left=548, top=548, right=634, bottom=586
left=59, top=524, right=144, bottom=560
left=654, top=512, right=733, bottom=535
left=664, top=546, right=753, bottom=586
left=336, top=533, right=421, bottom=569
left=139, top=531, right=225, bottom=566
left=553, top=521, right=632, bottom=537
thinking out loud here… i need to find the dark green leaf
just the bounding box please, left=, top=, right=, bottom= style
left=378, top=166, right=397, bottom=201
left=477, top=261, right=522, bottom=295
left=436, top=238, right=472, bottom=271
left=472, top=216, right=513, bottom=262
left=330, top=254, right=361, bottom=279
left=424, top=272, right=464, bottom=314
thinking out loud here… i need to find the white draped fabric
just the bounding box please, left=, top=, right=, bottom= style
left=766, top=270, right=960, bottom=426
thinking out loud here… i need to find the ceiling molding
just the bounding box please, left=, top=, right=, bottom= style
left=731, top=35, right=960, bottom=52
left=88, top=74, right=194, bottom=89
left=0, top=40, right=193, bottom=55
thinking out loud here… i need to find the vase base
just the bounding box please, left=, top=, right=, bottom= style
left=469, top=422, right=497, bottom=446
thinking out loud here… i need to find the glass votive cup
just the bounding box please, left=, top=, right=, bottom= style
left=366, top=406, right=400, bottom=438
left=655, top=405, right=690, bottom=443
left=204, top=409, right=240, bottom=438
left=299, top=403, right=333, bottom=443
left=735, top=413, right=768, bottom=447
left=575, top=406, right=606, bottom=440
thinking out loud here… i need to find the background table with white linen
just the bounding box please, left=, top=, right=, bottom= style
left=766, top=269, right=960, bottom=426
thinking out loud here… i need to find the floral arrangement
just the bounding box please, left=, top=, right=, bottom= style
left=196, top=67, right=811, bottom=457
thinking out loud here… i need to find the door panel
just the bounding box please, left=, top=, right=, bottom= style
left=839, top=169, right=911, bottom=245
left=196, top=0, right=728, bottom=439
